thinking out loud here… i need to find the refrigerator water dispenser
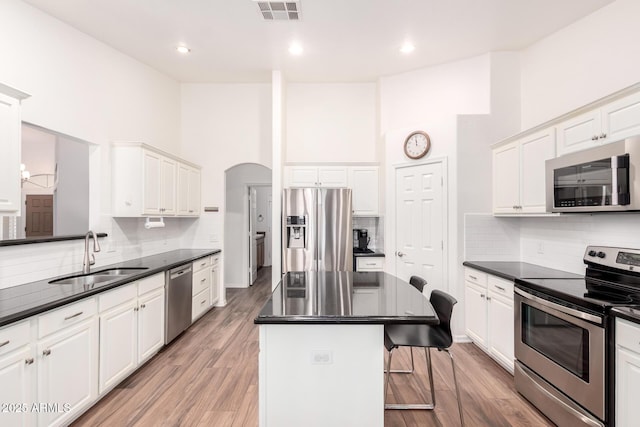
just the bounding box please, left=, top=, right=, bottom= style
left=286, top=216, right=307, bottom=248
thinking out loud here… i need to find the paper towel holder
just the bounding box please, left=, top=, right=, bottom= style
left=144, top=217, right=165, bottom=229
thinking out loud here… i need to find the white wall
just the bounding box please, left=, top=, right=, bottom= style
left=179, top=83, right=272, bottom=254
left=380, top=54, right=492, bottom=295
left=520, top=0, right=640, bottom=128
left=0, top=0, right=183, bottom=289
left=286, top=83, right=377, bottom=162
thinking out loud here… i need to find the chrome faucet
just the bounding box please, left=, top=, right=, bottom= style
left=82, top=231, right=101, bottom=274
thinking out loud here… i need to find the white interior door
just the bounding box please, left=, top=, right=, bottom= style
left=249, top=187, right=258, bottom=285
left=395, top=162, right=445, bottom=290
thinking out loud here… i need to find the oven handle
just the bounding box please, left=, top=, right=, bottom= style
left=515, top=288, right=603, bottom=325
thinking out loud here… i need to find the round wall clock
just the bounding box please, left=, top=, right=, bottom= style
left=403, top=131, right=431, bottom=159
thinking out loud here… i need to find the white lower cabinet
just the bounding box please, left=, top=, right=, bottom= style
left=0, top=321, right=34, bottom=427
left=355, top=256, right=384, bottom=272
left=464, top=267, right=514, bottom=373
left=210, top=254, right=221, bottom=306
left=99, top=274, right=164, bottom=395
left=37, top=313, right=99, bottom=427
left=616, top=318, right=640, bottom=426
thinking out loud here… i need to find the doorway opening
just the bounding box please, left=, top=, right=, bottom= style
left=223, top=163, right=272, bottom=288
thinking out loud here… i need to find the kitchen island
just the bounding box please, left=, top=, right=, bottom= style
left=254, top=271, right=438, bottom=427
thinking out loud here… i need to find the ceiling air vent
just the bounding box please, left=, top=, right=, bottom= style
left=254, top=1, right=300, bottom=21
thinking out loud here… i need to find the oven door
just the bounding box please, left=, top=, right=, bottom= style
left=515, top=288, right=605, bottom=420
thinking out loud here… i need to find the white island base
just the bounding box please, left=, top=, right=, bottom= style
left=258, top=323, right=384, bottom=427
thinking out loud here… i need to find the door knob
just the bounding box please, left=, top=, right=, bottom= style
left=397, top=251, right=405, bottom=257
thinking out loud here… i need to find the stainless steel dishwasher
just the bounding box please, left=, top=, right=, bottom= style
left=165, top=264, right=193, bottom=344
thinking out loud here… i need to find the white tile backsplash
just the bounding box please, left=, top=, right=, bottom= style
left=0, top=217, right=189, bottom=289
left=464, top=213, right=640, bottom=275
left=464, top=214, right=520, bottom=261
left=353, top=217, right=384, bottom=251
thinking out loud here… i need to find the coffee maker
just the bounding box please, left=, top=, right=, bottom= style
left=354, top=229, right=370, bottom=252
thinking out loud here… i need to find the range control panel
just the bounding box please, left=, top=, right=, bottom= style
left=585, top=246, right=640, bottom=272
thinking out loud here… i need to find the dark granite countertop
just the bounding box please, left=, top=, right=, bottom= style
left=353, top=251, right=385, bottom=258
left=612, top=307, right=640, bottom=324
left=254, top=271, right=437, bottom=325
left=463, top=261, right=582, bottom=281
left=0, top=249, right=220, bottom=328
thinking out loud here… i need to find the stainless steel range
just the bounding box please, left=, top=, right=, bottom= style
left=515, top=246, right=640, bottom=427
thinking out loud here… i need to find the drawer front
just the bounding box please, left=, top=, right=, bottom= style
left=464, top=268, right=487, bottom=287
left=38, top=297, right=97, bottom=339
left=617, top=318, right=640, bottom=354
left=488, top=276, right=513, bottom=297
left=192, top=289, right=210, bottom=321
left=193, top=256, right=212, bottom=272
left=138, top=272, right=165, bottom=295
left=99, top=283, right=137, bottom=313
left=0, top=321, right=31, bottom=357
left=356, top=257, right=384, bottom=272
left=192, top=268, right=210, bottom=296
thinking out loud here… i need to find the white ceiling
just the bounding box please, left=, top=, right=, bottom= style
left=23, top=0, right=614, bottom=83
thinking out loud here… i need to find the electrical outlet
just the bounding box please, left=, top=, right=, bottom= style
left=311, top=350, right=332, bottom=365
left=537, top=242, right=545, bottom=254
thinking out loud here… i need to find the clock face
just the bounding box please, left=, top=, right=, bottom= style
left=404, top=131, right=431, bottom=159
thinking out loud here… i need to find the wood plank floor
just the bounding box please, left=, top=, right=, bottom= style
left=72, top=267, right=554, bottom=427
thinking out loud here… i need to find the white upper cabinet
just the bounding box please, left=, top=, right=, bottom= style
left=557, top=92, right=640, bottom=156
left=178, top=164, right=201, bottom=216
left=286, top=165, right=348, bottom=187
left=112, top=143, right=200, bottom=217
left=349, top=167, right=379, bottom=216
left=0, top=84, right=29, bottom=214
left=493, top=128, right=556, bottom=214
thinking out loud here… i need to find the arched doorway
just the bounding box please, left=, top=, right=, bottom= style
left=224, top=163, right=272, bottom=288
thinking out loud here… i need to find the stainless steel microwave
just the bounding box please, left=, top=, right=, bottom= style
left=546, top=137, right=640, bottom=212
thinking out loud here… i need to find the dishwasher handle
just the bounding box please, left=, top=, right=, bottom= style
left=170, top=265, right=192, bottom=280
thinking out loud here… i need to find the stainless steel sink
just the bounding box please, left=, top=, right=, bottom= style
left=49, top=274, right=125, bottom=286
left=48, top=267, right=148, bottom=285
left=93, top=267, right=149, bottom=275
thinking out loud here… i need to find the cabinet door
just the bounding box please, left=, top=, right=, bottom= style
left=99, top=302, right=137, bottom=394
left=161, top=157, right=177, bottom=215
left=602, top=92, right=640, bottom=143
left=317, top=166, right=348, bottom=187
left=37, top=318, right=98, bottom=427
left=0, top=346, right=33, bottom=427
left=0, top=92, right=22, bottom=213
left=177, top=163, right=190, bottom=215
left=520, top=129, right=556, bottom=213
left=210, top=265, right=219, bottom=306
left=492, top=142, right=520, bottom=214
left=142, top=150, right=162, bottom=215
left=138, top=288, right=165, bottom=364
left=349, top=167, right=379, bottom=216
left=464, top=282, right=488, bottom=349
left=187, top=167, right=201, bottom=216
left=616, top=346, right=640, bottom=426
left=488, top=292, right=514, bottom=372
left=556, top=110, right=601, bottom=156
left=287, top=166, right=319, bottom=187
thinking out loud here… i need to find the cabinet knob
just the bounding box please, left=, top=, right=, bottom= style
left=480, top=294, right=485, bottom=299
left=25, top=358, right=34, bottom=365
left=134, top=307, right=139, bottom=312
left=592, top=135, right=598, bottom=141
left=140, top=304, right=146, bottom=309
left=599, top=133, right=607, bottom=139
left=42, top=349, right=51, bottom=356
left=487, top=296, right=492, bottom=301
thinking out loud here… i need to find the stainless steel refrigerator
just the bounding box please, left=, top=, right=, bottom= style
left=282, top=188, right=353, bottom=272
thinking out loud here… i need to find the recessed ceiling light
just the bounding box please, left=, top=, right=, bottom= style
left=176, top=45, right=191, bottom=54
left=289, top=42, right=303, bottom=56
left=400, top=42, right=415, bottom=54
